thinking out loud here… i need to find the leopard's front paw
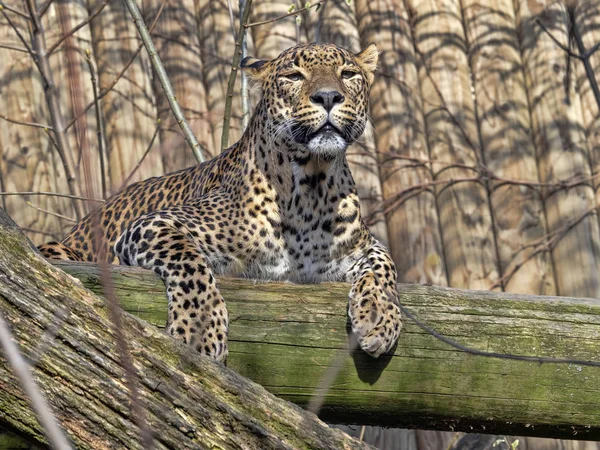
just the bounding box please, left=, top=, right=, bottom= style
left=168, top=322, right=229, bottom=362
left=167, top=298, right=229, bottom=363
left=348, top=292, right=402, bottom=358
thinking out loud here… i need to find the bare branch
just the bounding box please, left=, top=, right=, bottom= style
left=120, top=120, right=161, bottom=188
left=0, top=42, right=32, bottom=53
left=46, top=0, right=111, bottom=55
left=64, top=0, right=168, bottom=132
left=221, top=0, right=252, bottom=150
left=535, top=18, right=583, bottom=60
left=85, top=49, right=108, bottom=199
left=123, top=0, right=206, bottom=163
left=25, top=0, right=86, bottom=220
left=0, top=2, right=45, bottom=83
left=245, top=0, right=327, bottom=28
left=0, top=191, right=104, bottom=202
left=0, top=113, right=52, bottom=130
left=26, top=201, right=77, bottom=223
left=0, top=2, right=30, bottom=20
left=239, top=0, right=250, bottom=131
left=0, top=313, right=73, bottom=449
left=37, top=0, right=54, bottom=17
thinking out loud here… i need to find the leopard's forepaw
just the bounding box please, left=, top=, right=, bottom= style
left=349, top=297, right=402, bottom=358
left=167, top=317, right=229, bottom=363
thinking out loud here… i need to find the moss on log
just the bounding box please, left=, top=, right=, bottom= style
left=52, top=261, right=600, bottom=441
left=0, top=224, right=371, bottom=449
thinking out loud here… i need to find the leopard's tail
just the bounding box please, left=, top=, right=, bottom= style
left=38, top=242, right=83, bottom=261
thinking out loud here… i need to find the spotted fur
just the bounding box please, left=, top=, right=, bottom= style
left=39, top=43, right=402, bottom=361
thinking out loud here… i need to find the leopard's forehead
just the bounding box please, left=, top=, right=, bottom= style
left=272, top=43, right=357, bottom=71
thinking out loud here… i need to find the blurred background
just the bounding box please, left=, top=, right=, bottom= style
left=1, top=0, right=600, bottom=448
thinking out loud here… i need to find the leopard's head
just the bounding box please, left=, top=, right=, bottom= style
left=241, top=43, right=378, bottom=159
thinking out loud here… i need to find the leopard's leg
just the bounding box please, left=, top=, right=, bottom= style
left=115, top=211, right=229, bottom=362
left=347, top=236, right=402, bottom=358
left=38, top=242, right=83, bottom=261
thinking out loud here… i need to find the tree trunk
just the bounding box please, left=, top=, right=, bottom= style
left=0, top=215, right=371, bottom=450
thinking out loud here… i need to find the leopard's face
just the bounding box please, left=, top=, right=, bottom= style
left=242, top=43, right=378, bottom=158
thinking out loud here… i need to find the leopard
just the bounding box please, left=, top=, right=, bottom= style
left=38, top=42, right=402, bottom=362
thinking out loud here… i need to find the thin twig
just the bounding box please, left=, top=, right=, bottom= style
left=37, top=0, right=53, bottom=17
left=0, top=2, right=30, bottom=20
left=121, top=120, right=161, bottom=188
left=0, top=191, right=104, bottom=202
left=0, top=2, right=46, bottom=84
left=27, top=201, right=77, bottom=223
left=85, top=49, right=108, bottom=200
left=0, top=114, right=52, bottom=130
left=123, top=0, right=205, bottom=163
left=47, top=0, right=111, bottom=55
left=0, top=313, right=73, bottom=449
left=0, top=42, right=33, bottom=53
left=245, top=0, right=327, bottom=28
left=358, top=426, right=366, bottom=442
left=239, top=0, right=250, bottom=130
left=25, top=0, right=85, bottom=220
left=226, top=0, right=237, bottom=39
left=535, top=18, right=583, bottom=60
left=65, top=0, right=168, bottom=132
left=569, top=12, right=600, bottom=112
left=221, top=0, right=252, bottom=150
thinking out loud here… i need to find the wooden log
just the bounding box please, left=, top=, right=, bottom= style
left=462, top=0, right=556, bottom=295
left=0, top=217, right=370, bottom=450
left=514, top=0, right=600, bottom=297
left=408, top=0, right=501, bottom=291
left=88, top=0, right=164, bottom=193
left=354, top=0, right=447, bottom=286
left=145, top=0, right=216, bottom=169
left=304, top=0, right=390, bottom=245
left=42, top=260, right=600, bottom=439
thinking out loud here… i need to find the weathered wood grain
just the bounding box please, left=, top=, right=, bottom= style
left=45, top=259, right=600, bottom=439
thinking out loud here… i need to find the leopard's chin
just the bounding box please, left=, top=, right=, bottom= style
left=291, top=122, right=350, bottom=157
left=307, top=132, right=348, bottom=158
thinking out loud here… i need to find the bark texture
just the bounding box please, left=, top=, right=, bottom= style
left=0, top=217, right=371, bottom=450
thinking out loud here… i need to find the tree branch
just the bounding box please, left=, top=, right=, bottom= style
left=122, top=0, right=206, bottom=163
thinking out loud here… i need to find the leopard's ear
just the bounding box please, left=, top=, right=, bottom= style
left=241, top=56, right=271, bottom=82
left=355, top=43, right=379, bottom=85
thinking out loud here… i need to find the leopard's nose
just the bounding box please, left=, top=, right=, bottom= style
left=310, top=90, right=345, bottom=112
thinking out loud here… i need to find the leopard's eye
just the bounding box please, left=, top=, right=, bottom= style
left=341, top=70, right=359, bottom=80
left=283, top=72, right=304, bottom=81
